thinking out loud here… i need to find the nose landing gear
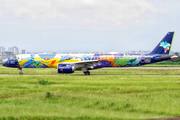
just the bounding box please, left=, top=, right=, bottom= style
left=18, top=68, right=23, bottom=75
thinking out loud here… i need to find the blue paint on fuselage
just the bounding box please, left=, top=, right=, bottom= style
left=2, top=54, right=170, bottom=69
left=3, top=59, right=19, bottom=68
left=83, top=55, right=91, bottom=61
left=22, top=58, right=42, bottom=68
left=60, top=55, right=71, bottom=62
left=139, top=54, right=169, bottom=66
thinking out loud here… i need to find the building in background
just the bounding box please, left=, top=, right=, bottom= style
left=22, top=49, right=26, bottom=54
left=0, top=46, right=5, bottom=53
left=8, top=46, right=20, bottom=54
left=10, top=46, right=19, bottom=54
left=8, top=47, right=12, bottom=52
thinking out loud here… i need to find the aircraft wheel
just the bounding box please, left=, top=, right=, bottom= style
left=84, top=71, right=90, bottom=75
left=84, top=72, right=88, bottom=75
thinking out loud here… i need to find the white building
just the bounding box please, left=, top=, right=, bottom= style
left=0, top=46, right=5, bottom=53
left=11, top=46, right=19, bottom=54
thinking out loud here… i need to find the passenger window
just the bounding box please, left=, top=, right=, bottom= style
left=60, top=64, right=66, bottom=67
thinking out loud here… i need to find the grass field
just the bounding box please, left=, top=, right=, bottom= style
left=1, top=67, right=180, bottom=75
left=0, top=67, right=180, bottom=119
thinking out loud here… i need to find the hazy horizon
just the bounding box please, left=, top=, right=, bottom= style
left=0, top=0, right=180, bottom=52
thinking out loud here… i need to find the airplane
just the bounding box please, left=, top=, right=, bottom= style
left=3, top=31, right=178, bottom=75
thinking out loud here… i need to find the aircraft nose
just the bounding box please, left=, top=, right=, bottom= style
left=3, top=61, right=8, bottom=67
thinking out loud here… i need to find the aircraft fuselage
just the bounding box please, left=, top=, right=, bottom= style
left=2, top=53, right=171, bottom=69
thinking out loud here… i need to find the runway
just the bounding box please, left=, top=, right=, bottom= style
left=0, top=74, right=180, bottom=77
left=104, top=67, right=180, bottom=69
left=1, top=67, right=180, bottom=76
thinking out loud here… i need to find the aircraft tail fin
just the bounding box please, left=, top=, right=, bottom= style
left=150, top=32, right=175, bottom=55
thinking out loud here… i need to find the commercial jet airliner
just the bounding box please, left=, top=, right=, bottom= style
left=3, top=32, right=178, bottom=75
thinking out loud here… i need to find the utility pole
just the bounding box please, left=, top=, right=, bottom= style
left=2, top=51, right=3, bottom=62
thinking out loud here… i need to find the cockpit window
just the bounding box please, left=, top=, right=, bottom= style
left=10, top=60, right=15, bottom=64
left=4, top=61, right=8, bottom=65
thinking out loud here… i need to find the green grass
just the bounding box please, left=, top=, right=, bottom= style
left=0, top=68, right=180, bottom=119
left=1, top=67, right=180, bottom=75
left=153, top=61, right=180, bottom=65
left=0, top=75, right=180, bottom=119
left=141, top=61, right=180, bottom=67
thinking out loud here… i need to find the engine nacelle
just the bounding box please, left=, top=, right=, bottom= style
left=57, top=63, right=75, bottom=73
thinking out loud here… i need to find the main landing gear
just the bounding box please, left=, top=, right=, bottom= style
left=82, top=67, right=90, bottom=75
left=84, top=71, right=90, bottom=75
left=18, top=68, right=23, bottom=75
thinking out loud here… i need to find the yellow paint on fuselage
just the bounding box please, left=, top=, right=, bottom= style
left=19, top=60, right=28, bottom=68
left=50, top=59, right=81, bottom=68
left=18, top=58, right=81, bottom=68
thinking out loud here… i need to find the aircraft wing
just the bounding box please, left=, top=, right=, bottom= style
left=73, top=60, right=100, bottom=69
left=157, top=55, right=178, bottom=60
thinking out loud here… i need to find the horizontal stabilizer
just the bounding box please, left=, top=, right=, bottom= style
left=157, top=55, right=178, bottom=60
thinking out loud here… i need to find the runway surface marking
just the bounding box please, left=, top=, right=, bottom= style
left=103, top=67, right=180, bottom=69
left=0, top=74, right=180, bottom=76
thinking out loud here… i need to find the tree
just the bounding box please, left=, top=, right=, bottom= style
left=3, top=51, right=14, bottom=56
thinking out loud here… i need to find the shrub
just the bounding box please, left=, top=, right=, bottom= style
left=39, top=79, right=51, bottom=85
left=46, top=92, right=53, bottom=98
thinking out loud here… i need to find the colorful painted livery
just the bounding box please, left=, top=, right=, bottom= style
left=3, top=32, right=177, bottom=75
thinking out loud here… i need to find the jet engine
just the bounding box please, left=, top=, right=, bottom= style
left=57, top=63, right=76, bottom=73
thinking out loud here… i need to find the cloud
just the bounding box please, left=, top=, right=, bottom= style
left=0, top=0, right=158, bottom=28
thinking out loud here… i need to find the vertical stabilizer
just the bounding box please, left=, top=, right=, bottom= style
left=150, top=32, right=175, bottom=55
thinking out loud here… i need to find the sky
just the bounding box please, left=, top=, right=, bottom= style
left=0, top=0, right=180, bottom=53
